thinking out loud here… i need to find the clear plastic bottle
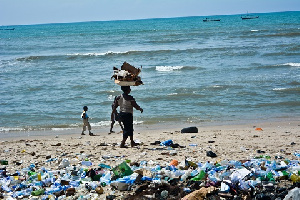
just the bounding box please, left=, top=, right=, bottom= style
left=100, top=171, right=111, bottom=186
left=81, top=161, right=92, bottom=166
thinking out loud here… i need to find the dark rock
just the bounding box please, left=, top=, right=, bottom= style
left=134, top=174, right=143, bottom=184
left=257, top=150, right=265, bottom=154
left=66, top=187, right=75, bottom=196
left=150, top=141, right=161, bottom=145
left=206, top=151, right=217, bottom=158
left=134, top=183, right=150, bottom=194
left=106, top=195, right=116, bottom=200
left=181, top=127, right=198, bottom=133
left=170, top=143, right=180, bottom=148
left=255, top=193, right=273, bottom=200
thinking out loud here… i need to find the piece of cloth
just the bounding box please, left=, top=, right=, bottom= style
left=118, top=94, right=134, bottom=114
left=81, top=111, right=89, bottom=119
left=82, top=118, right=91, bottom=131
left=119, top=112, right=133, bottom=137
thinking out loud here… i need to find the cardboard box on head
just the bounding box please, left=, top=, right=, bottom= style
left=111, top=62, right=143, bottom=86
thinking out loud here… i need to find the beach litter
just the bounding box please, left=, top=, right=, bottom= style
left=1, top=154, right=300, bottom=200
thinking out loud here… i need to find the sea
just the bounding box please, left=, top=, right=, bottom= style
left=1, top=11, right=300, bottom=135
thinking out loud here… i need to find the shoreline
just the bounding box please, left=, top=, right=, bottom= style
left=0, top=118, right=299, bottom=162
left=1, top=117, right=299, bottom=141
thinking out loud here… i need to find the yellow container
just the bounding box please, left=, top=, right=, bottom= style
left=290, top=173, right=300, bottom=183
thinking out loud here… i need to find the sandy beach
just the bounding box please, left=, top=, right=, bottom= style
left=0, top=119, right=299, bottom=199
left=1, top=120, right=300, bottom=164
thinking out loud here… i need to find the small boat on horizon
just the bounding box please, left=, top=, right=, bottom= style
left=241, top=15, right=259, bottom=20
left=203, top=18, right=221, bottom=22
left=0, top=28, right=15, bottom=30
left=241, top=12, right=259, bottom=20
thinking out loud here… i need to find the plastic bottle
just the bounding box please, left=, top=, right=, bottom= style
left=81, top=161, right=92, bottom=166
left=45, top=186, right=63, bottom=195
left=69, top=180, right=80, bottom=187
left=155, top=165, right=161, bottom=171
left=99, top=163, right=111, bottom=169
left=181, top=170, right=191, bottom=181
left=207, top=170, right=219, bottom=183
left=266, top=172, right=274, bottom=181
left=31, top=189, right=45, bottom=196
left=28, top=171, right=37, bottom=176
left=221, top=182, right=230, bottom=192
left=100, top=171, right=111, bottom=186
left=60, top=159, right=70, bottom=168
left=89, top=182, right=98, bottom=190
left=0, top=160, right=8, bottom=165
left=46, top=158, right=57, bottom=163
left=191, top=170, right=206, bottom=181
left=160, top=140, right=173, bottom=146
left=37, top=172, right=42, bottom=181
left=290, top=173, right=300, bottom=183
left=283, top=187, right=300, bottom=200
left=1, top=184, right=11, bottom=192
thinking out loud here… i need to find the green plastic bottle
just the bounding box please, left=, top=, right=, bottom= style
left=0, top=160, right=8, bottom=165
left=266, top=172, right=274, bottom=181
left=28, top=171, right=37, bottom=176
left=191, top=170, right=206, bottom=181
left=31, top=189, right=45, bottom=196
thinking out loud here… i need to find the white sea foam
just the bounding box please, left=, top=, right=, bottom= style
left=156, top=66, right=184, bottom=71
left=67, top=52, right=106, bottom=56
left=51, top=128, right=76, bottom=131
left=133, top=120, right=144, bottom=125
left=273, top=88, right=287, bottom=91
left=0, top=127, right=25, bottom=132
left=167, top=93, right=178, bottom=96
left=91, top=120, right=143, bottom=127
left=283, top=63, right=300, bottom=67
left=67, top=51, right=129, bottom=56
left=91, top=121, right=111, bottom=127
left=251, top=30, right=259, bottom=32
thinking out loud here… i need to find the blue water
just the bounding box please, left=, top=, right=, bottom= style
left=1, top=11, right=300, bottom=133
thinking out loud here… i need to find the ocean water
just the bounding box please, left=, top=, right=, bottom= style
left=1, top=11, right=300, bottom=133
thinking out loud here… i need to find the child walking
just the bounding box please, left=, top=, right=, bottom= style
left=81, top=106, right=94, bottom=136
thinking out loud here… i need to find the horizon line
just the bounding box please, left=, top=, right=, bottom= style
left=1, top=10, right=298, bottom=27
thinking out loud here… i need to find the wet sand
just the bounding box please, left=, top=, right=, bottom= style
left=1, top=120, right=299, bottom=169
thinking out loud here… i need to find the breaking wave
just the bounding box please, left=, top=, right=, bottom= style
left=273, top=87, right=300, bottom=92
left=91, top=120, right=143, bottom=127
left=155, top=66, right=197, bottom=72
left=282, top=63, right=300, bottom=67
left=156, top=66, right=184, bottom=71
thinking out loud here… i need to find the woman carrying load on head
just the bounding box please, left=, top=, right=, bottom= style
left=112, top=86, right=143, bottom=148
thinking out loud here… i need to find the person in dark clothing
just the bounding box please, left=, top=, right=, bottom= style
left=112, top=86, right=143, bottom=148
